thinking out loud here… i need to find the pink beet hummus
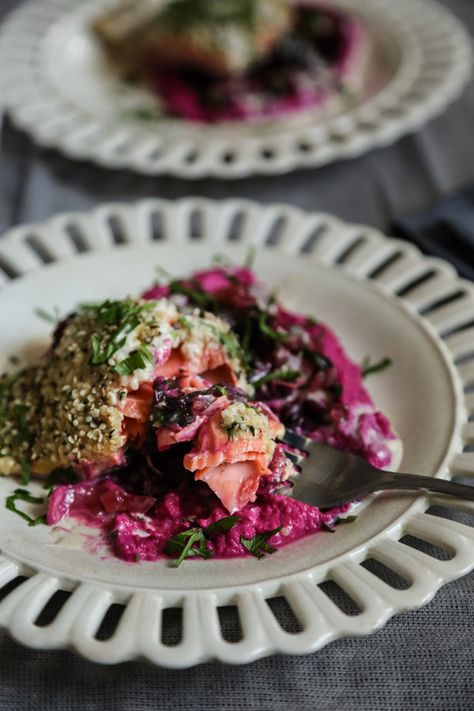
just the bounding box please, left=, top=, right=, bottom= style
left=48, top=478, right=349, bottom=562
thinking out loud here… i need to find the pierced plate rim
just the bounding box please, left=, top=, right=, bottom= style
left=0, top=197, right=473, bottom=667
left=0, top=0, right=471, bottom=178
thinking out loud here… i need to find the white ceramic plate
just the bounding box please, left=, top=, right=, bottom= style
left=0, top=198, right=473, bottom=666
left=0, top=0, right=471, bottom=178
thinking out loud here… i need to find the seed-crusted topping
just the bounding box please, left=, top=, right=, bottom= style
left=0, top=297, right=249, bottom=476
left=221, top=401, right=268, bottom=438
left=0, top=319, right=126, bottom=475
left=220, top=401, right=282, bottom=462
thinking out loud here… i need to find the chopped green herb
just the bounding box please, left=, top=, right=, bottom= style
left=164, top=516, right=240, bottom=566
left=165, top=528, right=213, bottom=567
left=125, top=108, right=162, bottom=122
left=177, top=316, right=193, bottom=330
left=253, top=369, right=301, bottom=387
left=204, top=515, right=240, bottom=538
left=114, top=344, right=153, bottom=376
left=223, top=421, right=239, bottom=441
left=212, top=253, right=233, bottom=267
left=82, top=299, right=143, bottom=326
left=34, top=306, right=60, bottom=324
left=90, top=333, right=117, bottom=365
left=155, top=265, right=174, bottom=282
left=244, top=245, right=257, bottom=269
left=159, top=0, right=257, bottom=29
left=19, top=458, right=31, bottom=486
left=219, top=330, right=245, bottom=364
left=321, top=522, right=336, bottom=533
left=240, top=526, right=282, bottom=559
left=14, top=404, right=31, bottom=440
left=6, top=488, right=46, bottom=527
left=322, top=515, right=358, bottom=533
left=338, top=81, right=356, bottom=103
left=168, top=280, right=217, bottom=311
left=361, top=356, right=393, bottom=378
left=258, top=312, right=287, bottom=343
left=82, top=299, right=154, bottom=367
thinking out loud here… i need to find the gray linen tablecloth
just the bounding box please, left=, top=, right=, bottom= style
left=0, top=1, right=473, bottom=709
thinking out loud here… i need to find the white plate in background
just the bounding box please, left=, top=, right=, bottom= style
left=0, top=0, right=471, bottom=177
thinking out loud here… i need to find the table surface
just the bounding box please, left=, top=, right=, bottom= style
left=0, top=1, right=473, bottom=709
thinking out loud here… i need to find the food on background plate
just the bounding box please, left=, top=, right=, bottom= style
left=92, top=0, right=369, bottom=123
left=1, top=262, right=398, bottom=565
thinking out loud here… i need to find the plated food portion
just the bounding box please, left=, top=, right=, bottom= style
left=0, top=262, right=398, bottom=565
left=92, top=0, right=369, bottom=122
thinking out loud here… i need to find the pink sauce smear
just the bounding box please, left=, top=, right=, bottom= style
left=47, top=479, right=349, bottom=562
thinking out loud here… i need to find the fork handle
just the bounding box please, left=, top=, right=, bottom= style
left=377, top=472, right=474, bottom=500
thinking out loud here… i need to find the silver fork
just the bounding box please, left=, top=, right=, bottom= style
left=282, top=431, right=474, bottom=509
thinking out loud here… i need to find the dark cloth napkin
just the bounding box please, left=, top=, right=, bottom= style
left=392, top=186, right=474, bottom=281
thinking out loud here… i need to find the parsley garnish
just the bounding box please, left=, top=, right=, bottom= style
left=114, top=344, right=153, bottom=376
left=322, top=515, right=358, bottom=533
left=361, top=356, right=393, bottom=378
left=165, top=528, right=213, bottom=567
left=90, top=333, right=116, bottom=365
left=223, top=421, right=239, bottom=441
left=155, top=265, right=173, bottom=282
left=6, top=488, right=46, bottom=527
left=168, top=280, right=218, bottom=311
left=165, top=516, right=240, bottom=567
left=244, top=245, right=257, bottom=269
left=204, top=515, right=240, bottom=537
left=19, top=458, right=31, bottom=486
left=240, top=526, right=282, bottom=559
left=83, top=299, right=154, bottom=368
left=219, top=330, right=245, bottom=364
left=159, top=0, right=257, bottom=29
left=253, top=369, right=301, bottom=387
left=34, top=306, right=60, bottom=324
left=125, top=108, right=162, bottom=122
left=13, top=404, right=30, bottom=440
left=177, top=316, right=193, bottom=330
left=258, top=312, right=287, bottom=343
left=212, top=253, right=233, bottom=267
